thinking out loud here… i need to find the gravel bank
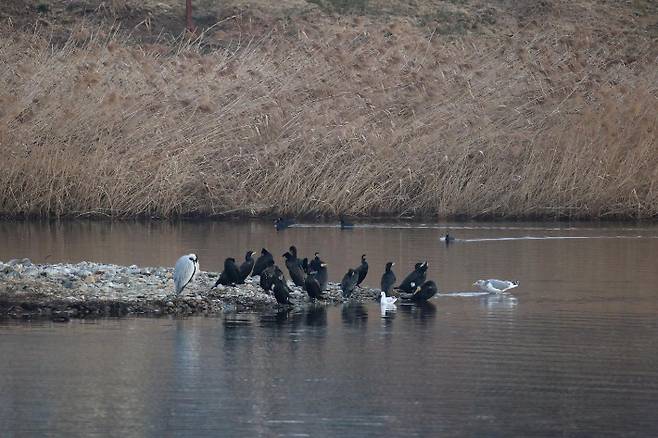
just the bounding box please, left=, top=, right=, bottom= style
left=0, top=259, right=380, bottom=320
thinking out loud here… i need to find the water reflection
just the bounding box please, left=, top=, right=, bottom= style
left=304, top=304, right=327, bottom=327
left=482, top=294, right=518, bottom=311
left=398, top=301, right=437, bottom=324
left=341, top=303, right=368, bottom=328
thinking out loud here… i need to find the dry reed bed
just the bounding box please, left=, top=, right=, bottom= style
left=0, top=15, right=656, bottom=219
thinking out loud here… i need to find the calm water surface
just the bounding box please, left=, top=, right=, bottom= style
left=1, top=220, right=657, bottom=436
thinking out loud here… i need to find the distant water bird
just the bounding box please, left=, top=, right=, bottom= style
left=380, top=262, right=396, bottom=293
left=259, top=260, right=277, bottom=291
left=340, top=268, right=359, bottom=298
left=283, top=251, right=306, bottom=287
left=304, top=272, right=323, bottom=301
left=252, top=248, right=274, bottom=277
left=397, top=261, right=428, bottom=293
left=399, top=280, right=438, bottom=302
left=214, top=257, right=241, bottom=287
left=440, top=234, right=456, bottom=244
left=339, top=216, right=354, bottom=229
left=355, top=254, right=368, bottom=287
left=238, top=250, right=255, bottom=283
left=274, top=217, right=295, bottom=231
left=272, top=272, right=292, bottom=305
left=380, top=291, right=397, bottom=305
left=474, top=279, right=519, bottom=293
left=174, top=253, right=199, bottom=295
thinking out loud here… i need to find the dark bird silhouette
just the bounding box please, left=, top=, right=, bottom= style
left=283, top=251, right=306, bottom=287
left=340, top=268, right=359, bottom=298
left=259, top=259, right=277, bottom=291
left=238, top=250, right=255, bottom=283
left=304, top=273, right=323, bottom=301
left=315, top=262, right=328, bottom=290
left=339, top=216, right=354, bottom=229
left=289, top=245, right=309, bottom=274
left=440, top=233, right=455, bottom=245
left=399, top=280, right=438, bottom=302
left=274, top=217, right=295, bottom=231
left=397, top=261, right=429, bottom=293
left=309, top=252, right=323, bottom=272
left=214, top=257, right=241, bottom=287
left=355, top=254, right=368, bottom=287
left=253, top=248, right=274, bottom=277
left=380, top=262, right=396, bottom=293
left=272, top=272, right=292, bottom=305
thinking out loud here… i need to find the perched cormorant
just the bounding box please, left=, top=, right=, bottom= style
left=252, top=248, right=274, bottom=277
left=315, top=262, right=328, bottom=290
left=309, top=252, right=323, bottom=272
left=214, top=257, right=241, bottom=287
left=399, top=280, right=438, bottom=302
left=274, top=217, right=295, bottom=231
left=259, top=260, right=282, bottom=292
left=238, top=250, right=255, bottom=283
left=283, top=251, right=306, bottom=287
left=355, top=254, right=368, bottom=287
left=340, top=268, right=359, bottom=298
left=174, top=253, right=199, bottom=295
left=272, top=272, right=292, bottom=305
left=397, top=261, right=429, bottom=293
left=304, top=273, right=323, bottom=301
left=380, top=262, right=396, bottom=294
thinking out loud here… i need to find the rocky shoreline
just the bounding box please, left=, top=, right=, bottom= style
left=0, top=259, right=380, bottom=320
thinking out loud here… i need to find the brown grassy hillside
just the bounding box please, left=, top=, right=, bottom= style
left=0, top=0, right=656, bottom=219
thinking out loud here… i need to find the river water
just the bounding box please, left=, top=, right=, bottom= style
left=1, top=220, right=657, bottom=436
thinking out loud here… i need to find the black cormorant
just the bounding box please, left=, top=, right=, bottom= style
left=397, top=261, right=428, bottom=293
left=252, top=248, right=274, bottom=277
left=355, top=254, right=368, bottom=286
left=340, top=268, right=359, bottom=298
left=238, top=250, right=255, bottom=283
left=399, top=280, right=438, bottom=302
left=380, top=262, right=396, bottom=294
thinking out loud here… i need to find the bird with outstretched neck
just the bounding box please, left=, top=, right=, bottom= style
left=355, top=254, right=368, bottom=287
left=238, top=250, right=255, bottom=283
left=380, top=262, right=396, bottom=294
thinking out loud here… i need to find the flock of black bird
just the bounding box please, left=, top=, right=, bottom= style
left=211, top=245, right=438, bottom=306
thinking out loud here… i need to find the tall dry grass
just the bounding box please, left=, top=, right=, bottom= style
left=0, top=15, right=656, bottom=219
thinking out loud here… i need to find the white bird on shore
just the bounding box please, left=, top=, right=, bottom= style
left=174, top=253, right=199, bottom=295
left=473, top=279, right=519, bottom=294
left=380, top=291, right=397, bottom=305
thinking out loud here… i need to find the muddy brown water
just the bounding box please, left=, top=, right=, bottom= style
left=1, top=220, right=657, bottom=436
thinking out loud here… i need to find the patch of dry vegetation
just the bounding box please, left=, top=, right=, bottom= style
left=0, top=1, right=656, bottom=219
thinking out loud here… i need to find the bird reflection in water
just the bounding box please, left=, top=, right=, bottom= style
left=305, top=304, right=327, bottom=327
left=398, top=301, right=437, bottom=324
left=341, top=303, right=368, bottom=328
left=482, top=294, right=518, bottom=311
